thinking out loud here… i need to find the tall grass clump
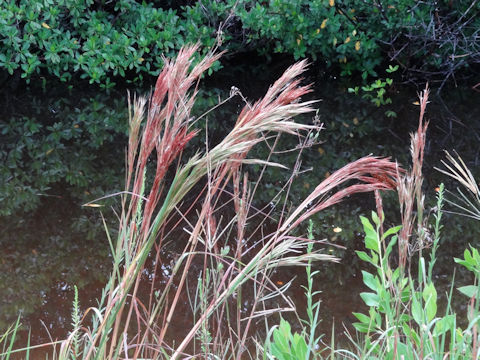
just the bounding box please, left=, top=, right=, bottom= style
left=2, top=46, right=402, bottom=359
left=329, top=87, right=480, bottom=360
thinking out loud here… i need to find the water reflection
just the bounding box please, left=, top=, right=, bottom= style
left=1, top=71, right=480, bottom=350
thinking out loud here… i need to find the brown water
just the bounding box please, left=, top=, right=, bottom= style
left=2, top=66, right=480, bottom=354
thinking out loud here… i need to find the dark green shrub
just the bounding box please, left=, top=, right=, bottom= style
left=189, top=0, right=480, bottom=81
left=184, top=0, right=383, bottom=78
left=0, top=0, right=480, bottom=87
left=339, top=0, right=480, bottom=84
left=2, top=0, right=478, bottom=87
left=208, top=0, right=480, bottom=79
left=0, top=0, right=219, bottom=87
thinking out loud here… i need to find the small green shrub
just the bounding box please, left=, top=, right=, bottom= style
left=268, top=319, right=309, bottom=360
left=350, top=191, right=480, bottom=359
left=348, top=65, right=398, bottom=118
left=188, top=0, right=383, bottom=78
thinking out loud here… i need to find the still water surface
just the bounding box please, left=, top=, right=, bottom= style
left=2, top=66, right=480, bottom=350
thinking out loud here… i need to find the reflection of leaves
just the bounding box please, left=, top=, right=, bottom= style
left=0, top=91, right=128, bottom=216
left=0, top=88, right=124, bottom=332
left=0, top=86, right=235, bottom=217
left=0, top=85, right=234, bottom=335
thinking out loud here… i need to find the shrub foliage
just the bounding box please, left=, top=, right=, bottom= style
left=1, top=0, right=479, bottom=86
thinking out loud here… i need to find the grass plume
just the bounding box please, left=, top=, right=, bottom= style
left=4, top=46, right=404, bottom=359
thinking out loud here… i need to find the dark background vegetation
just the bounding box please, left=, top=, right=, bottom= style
left=1, top=0, right=479, bottom=89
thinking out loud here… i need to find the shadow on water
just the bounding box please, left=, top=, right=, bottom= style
left=1, top=64, right=480, bottom=353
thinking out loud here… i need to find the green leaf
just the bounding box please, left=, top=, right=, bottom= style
left=403, top=323, right=420, bottom=347
left=353, top=312, right=371, bottom=324
left=383, top=225, right=402, bottom=239
left=389, top=341, right=414, bottom=359
left=433, top=315, right=455, bottom=336
left=364, top=233, right=379, bottom=253
left=353, top=321, right=371, bottom=333
left=458, top=285, right=479, bottom=298
left=385, top=110, right=397, bottom=118
left=384, top=235, right=398, bottom=259
left=386, top=64, right=399, bottom=73
left=356, top=250, right=374, bottom=265
left=400, top=283, right=411, bottom=302
left=360, top=216, right=374, bottom=233
left=411, top=294, right=423, bottom=325
left=360, top=216, right=379, bottom=253
left=362, top=271, right=378, bottom=292
left=371, top=210, right=380, bottom=226
left=360, top=292, right=379, bottom=307
left=423, top=282, right=437, bottom=322
left=455, top=247, right=480, bottom=275
left=292, top=333, right=307, bottom=359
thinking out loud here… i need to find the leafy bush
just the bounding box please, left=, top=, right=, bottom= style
left=186, top=0, right=480, bottom=82
left=187, top=0, right=383, bottom=78
left=2, top=0, right=478, bottom=87
left=0, top=0, right=219, bottom=87
left=339, top=0, right=480, bottom=85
